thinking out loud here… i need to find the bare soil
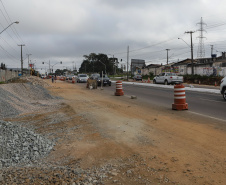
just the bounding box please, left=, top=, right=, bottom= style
left=3, top=79, right=226, bottom=184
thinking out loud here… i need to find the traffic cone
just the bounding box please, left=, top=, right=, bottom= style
left=115, top=81, right=124, bottom=96
left=148, top=77, right=151, bottom=83
left=172, top=83, right=188, bottom=110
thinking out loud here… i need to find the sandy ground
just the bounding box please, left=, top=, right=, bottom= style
left=3, top=79, right=226, bottom=184
left=42, top=79, right=226, bottom=184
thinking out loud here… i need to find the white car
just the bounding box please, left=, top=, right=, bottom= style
left=220, top=76, right=226, bottom=100
left=153, top=72, right=183, bottom=85
left=77, top=74, right=88, bottom=83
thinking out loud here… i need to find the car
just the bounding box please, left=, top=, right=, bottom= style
left=220, top=76, right=226, bottom=100
left=90, top=73, right=100, bottom=80
left=153, top=72, right=183, bottom=85
left=66, top=75, right=73, bottom=80
left=133, top=74, right=142, bottom=81
left=97, top=74, right=111, bottom=86
left=77, top=74, right=89, bottom=83
left=41, top=74, right=46, bottom=79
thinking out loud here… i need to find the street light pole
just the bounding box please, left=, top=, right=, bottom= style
left=166, top=49, right=170, bottom=65
left=98, top=61, right=106, bottom=74
left=18, top=44, right=25, bottom=75
left=0, top=21, right=19, bottom=35
left=185, top=31, right=195, bottom=75
left=127, top=46, right=129, bottom=81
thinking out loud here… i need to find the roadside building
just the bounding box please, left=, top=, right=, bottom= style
left=171, top=52, right=226, bottom=76
left=141, top=64, right=161, bottom=76
left=140, top=52, right=226, bottom=77
left=131, top=59, right=145, bottom=76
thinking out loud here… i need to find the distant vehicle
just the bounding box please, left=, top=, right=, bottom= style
left=133, top=74, right=142, bottom=81
left=77, top=74, right=89, bottom=83
left=97, top=74, right=111, bottom=86
left=220, top=76, right=226, bottom=100
left=90, top=73, right=100, bottom=80
left=41, top=74, right=46, bottom=79
left=153, top=72, right=183, bottom=85
left=66, top=75, right=73, bottom=80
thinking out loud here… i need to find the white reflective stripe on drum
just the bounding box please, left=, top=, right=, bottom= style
left=174, top=88, right=185, bottom=91
left=116, top=88, right=123, bottom=89
left=174, top=92, right=185, bottom=95
left=174, top=96, right=186, bottom=99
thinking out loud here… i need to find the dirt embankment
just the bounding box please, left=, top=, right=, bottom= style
left=1, top=78, right=226, bottom=185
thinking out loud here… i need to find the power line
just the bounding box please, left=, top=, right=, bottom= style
left=0, top=0, right=31, bottom=55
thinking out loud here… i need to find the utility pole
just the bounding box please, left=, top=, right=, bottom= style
left=127, top=46, right=129, bottom=81
left=185, top=31, right=195, bottom=75
left=26, top=54, right=32, bottom=76
left=113, top=55, right=115, bottom=76
left=26, top=54, right=32, bottom=69
left=210, top=45, right=214, bottom=56
left=18, top=44, right=25, bottom=75
left=49, top=60, right=51, bottom=74
left=166, top=49, right=170, bottom=65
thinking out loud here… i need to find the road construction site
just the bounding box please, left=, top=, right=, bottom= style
left=0, top=77, right=226, bottom=185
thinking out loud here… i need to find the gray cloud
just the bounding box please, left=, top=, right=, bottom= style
left=0, top=0, right=225, bottom=71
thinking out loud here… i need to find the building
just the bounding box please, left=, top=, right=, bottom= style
left=141, top=64, right=161, bottom=76
left=131, top=59, right=145, bottom=75
left=141, top=52, right=226, bottom=77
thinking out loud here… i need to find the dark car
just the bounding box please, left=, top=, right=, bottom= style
left=90, top=73, right=100, bottom=80
left=97, top=74, right=111, bottom=86
left=133, top=74, right=142, bottom=81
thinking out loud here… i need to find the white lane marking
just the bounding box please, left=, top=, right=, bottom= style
left=200, top=98, right=226, bottom=103
left=188, top=111, right=226, bottom=122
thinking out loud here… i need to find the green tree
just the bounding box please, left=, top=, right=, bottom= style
left=79, top=53, right=119, bottom=74
left=0, top=63, right=6, bottom=70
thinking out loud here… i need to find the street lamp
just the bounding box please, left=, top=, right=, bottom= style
left=178, top=34, right=195, bottom=75
left=42, top=61, right=62, bottom=74
left=98, top=61, right=106, bottom=74
left=108, top=54, right=116, bottom=76
left=51, top=61, right=62, bottom=73
left=0, top=21, right=19, bottom=35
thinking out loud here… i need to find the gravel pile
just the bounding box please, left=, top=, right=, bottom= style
left=0, top=78, right=61, bottom=168
left=18, top=76, right=50, bottom=87
left=0, top=120, right=54, bottom=168
left=0, top=80, right=62, bottom=119
left=0, top=165, right=114, bottom=184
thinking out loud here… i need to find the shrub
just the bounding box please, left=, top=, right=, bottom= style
left=183, top=75, right=223, bottom=85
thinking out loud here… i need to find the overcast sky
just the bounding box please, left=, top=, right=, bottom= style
left=1, top=0, right=226, bottom=73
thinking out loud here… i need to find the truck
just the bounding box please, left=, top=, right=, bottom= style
left=153, top=72, right=183, bottom=85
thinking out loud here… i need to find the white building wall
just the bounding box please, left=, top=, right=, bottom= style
left=0, top=69, right=19, bottom=82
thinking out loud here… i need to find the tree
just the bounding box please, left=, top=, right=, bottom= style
left=79, top=53, right=119, bottom=74
left=0, top=63, right=6, bottom=70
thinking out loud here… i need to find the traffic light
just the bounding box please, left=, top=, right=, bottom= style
left=60, top=61, right=62, bottom=64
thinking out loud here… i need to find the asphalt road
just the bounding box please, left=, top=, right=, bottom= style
left=93, top=82, right=226, bottom=122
